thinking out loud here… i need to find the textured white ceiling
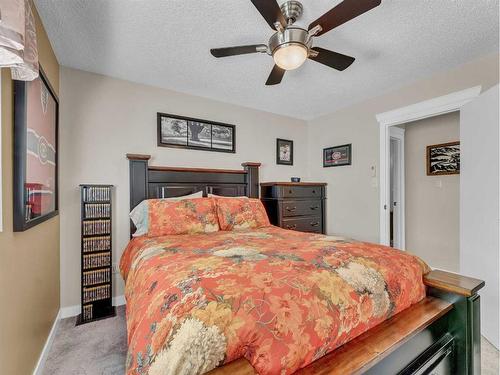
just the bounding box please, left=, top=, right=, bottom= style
left=35, top=0, right=499, bottom=120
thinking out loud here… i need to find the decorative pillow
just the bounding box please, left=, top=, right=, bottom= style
left=215, top=198, right=270, bottom=231
left=129, top=191, right=204, bottom=237
left=146, top=198, right=219, bottom=237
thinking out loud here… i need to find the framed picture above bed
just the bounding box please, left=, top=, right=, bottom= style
left=13, top=66, right=59, bottom=232
left=323, top=144, right=352, bottom=167
left=157, top=112, right=235, bottom=153
left=426, top=141, right=460, bottom=175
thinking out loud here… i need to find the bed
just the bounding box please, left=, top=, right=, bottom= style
left=123, top=154, right=484, bottom=375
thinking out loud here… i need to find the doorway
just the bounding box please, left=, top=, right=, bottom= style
left=376, top=86, right=481, bottom=246
left=389, top=127, right=405, bottom=249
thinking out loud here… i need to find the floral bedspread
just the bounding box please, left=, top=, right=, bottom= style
left=120, top=226, right=430, bottom=375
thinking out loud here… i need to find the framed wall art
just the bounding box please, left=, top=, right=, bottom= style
left=276, top=138, right=293, bottom=165
left=13, top=66, right=59, bottom=231
left=323, top=144, right=352, bottom=167
left=157, top=112, right=235, bottom=153
left=426, top=141, right=460, bottom=175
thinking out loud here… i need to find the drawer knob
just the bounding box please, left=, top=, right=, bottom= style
left=310, top=206, right=319, bottom=210
left=286, top=206, right=297, bottom=211
left=310, top=222, right=320, bottom=227
left=312, top=190, right=316, bottom=194
left=286, top=224, right=297, bottom=230
left=288, top=190, right=293, bottom=194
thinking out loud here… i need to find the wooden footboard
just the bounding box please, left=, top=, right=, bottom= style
left=209, top=270, right=484, bottom=375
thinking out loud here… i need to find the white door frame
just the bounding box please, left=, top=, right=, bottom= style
left=389, top=127, right=405, bottom=249
left=376, top=86, right=482, bottom=245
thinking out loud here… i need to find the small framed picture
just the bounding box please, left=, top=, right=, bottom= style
left=276, top=138, right=293, bottom=165
left=323, top=144, right=352, bottom=167
left=426, top=141, right=460, bottom=175
left=157, top=113, right=235, bottom=153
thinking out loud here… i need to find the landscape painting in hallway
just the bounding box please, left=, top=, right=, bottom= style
left=427, top=141, right=460, bottom=175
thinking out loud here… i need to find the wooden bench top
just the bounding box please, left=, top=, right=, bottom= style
left=209, top=296, right=452, bottom=375
left=423, top=270, right=485, bottom=297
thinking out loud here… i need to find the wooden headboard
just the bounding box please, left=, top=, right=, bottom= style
left=126, top=154, right=261, bottom=234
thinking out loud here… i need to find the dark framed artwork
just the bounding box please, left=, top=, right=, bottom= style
left=157, top=112, right=235, bottom=153
left=13, top=66, right=59, bottom=231
left=426, top=141, right=460, bottom=176
left=276, top=138, right=293, bottom=165
left=323, top=144, right=352, bottom=167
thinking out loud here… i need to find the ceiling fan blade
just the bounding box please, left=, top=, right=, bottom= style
left=265, top=65, right=285, bottom=85
left=308, top=0, right=381, bottom=37
left=250, top=0, right=287, bottom=30
left=309, top=47, right=355, bottom=71
left=210, top=44, right=267, bottom=58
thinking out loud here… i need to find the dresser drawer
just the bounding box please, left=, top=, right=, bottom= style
left=282, top=216, right=322, bottom=233
left=281, top=185, right=323, bottom=198
left=282, top=200, right=322, bottom=217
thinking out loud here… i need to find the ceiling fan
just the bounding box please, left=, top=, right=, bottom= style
left=210, top=0, right=381, bottom=85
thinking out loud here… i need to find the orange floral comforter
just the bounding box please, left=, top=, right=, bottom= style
left=120, top=226, right=429, bottom=375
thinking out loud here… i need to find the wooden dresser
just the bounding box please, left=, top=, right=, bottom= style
left=260, top=182, right=327, bottom=234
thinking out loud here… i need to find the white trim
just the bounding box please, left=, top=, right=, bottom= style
left=389, top=127, right=405, bottom=250
left=59, top=304, right=80, bottom=319
left=60, top=295, right=126, bottom=319
left=389, top=126, right=406, bottom=137
left=0, top=71, right=2, bottom=232
left=32, top=310, right=61, bottom=375
left=375, top=86, right=482, bottom=127
left=376, top=86, right=482, bottom=245
left=429, top=266, right=458, bottom=274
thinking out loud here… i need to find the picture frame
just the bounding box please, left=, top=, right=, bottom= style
left=276, top=138, right=293, bottom=165
left=323, top=144, right=352, bottom=167
left=426, top=141, right=460, bottom=176
left=157, top=112, right=235, bottom=153
left=13, top=66, right=59, bottom=231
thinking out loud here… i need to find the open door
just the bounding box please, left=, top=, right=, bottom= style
left=460, top=84, right=499, bottom=349
left=389, top=127, right=405, bottom=249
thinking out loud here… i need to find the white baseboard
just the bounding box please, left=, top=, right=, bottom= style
left=428, top=265, right=457, bottom=274
left=60, top=295, right=126, bottom=319
left=32, top=310, right=61, bottom=375
left=59, top=304, right=80, bottom=319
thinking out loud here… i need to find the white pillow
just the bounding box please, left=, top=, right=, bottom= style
left=129, top=191, right=203, bottom=237
left=208, top=194, right=248, bottom=199
left=162, top=191, right=203, bottom=201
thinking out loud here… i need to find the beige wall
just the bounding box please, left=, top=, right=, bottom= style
left=307, top=53, right=499, bottom=243
left=0, top=3, right=60, bottom=375
left=402, top=112, right=460, bottom=271
left=59, top=67, right=309, bottom=307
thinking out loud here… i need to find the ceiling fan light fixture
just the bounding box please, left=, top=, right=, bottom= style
left=273, top=42, right=308, bottom=70
left=210, top=0, right=382, bottom=85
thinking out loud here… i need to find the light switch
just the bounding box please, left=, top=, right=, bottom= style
left=370, top=165, right=377, bottom=177
left=435, top=180, right=442, bottom=188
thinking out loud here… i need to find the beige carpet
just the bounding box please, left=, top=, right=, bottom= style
left=43, top=306, right=499, bottom=374
left=42, top=306, right=127, bottom=375
left=482, top=336, right=500, bottom=375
